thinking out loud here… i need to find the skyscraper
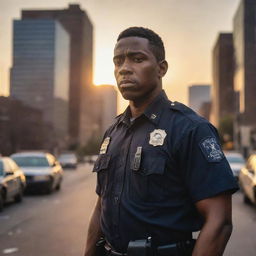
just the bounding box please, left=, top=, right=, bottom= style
left=233, top=0, right=256, bottom=124
left=188, top=85, right=211, bottom=114
left=211, top=33, right=234, bottom=127
left=10, top=19, right=70, bottom=142
left=233, top=0, right=256, bottom=152
left=22, top=4, right=93, bottom=145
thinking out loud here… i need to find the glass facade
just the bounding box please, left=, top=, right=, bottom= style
left=10, top=19, right=70, bottom=138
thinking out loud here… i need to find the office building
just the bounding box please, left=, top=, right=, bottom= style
left=188, top=85, right=211, bottom=114
left=233, top=0, right=256, bottom=152
left=211, top=33, right=234, bottom=127
left=94, top=85, right=118, bottom=136
left=22, top=4, right=93, bottom=145
left=0, top=96, right=50, bottom=155
left=10, top=19, right=70, bottom=144
left=199, top=102, right=211, bottom=121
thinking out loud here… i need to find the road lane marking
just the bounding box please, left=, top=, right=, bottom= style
left=2, top=248, right=19, bottom=254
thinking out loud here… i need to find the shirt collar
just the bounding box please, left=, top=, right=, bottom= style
left=116, top=90, right=169, bottom=126
left=143, top=90, right=169, bottom=125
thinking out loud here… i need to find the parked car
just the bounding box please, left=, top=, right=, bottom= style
left=58, top=153, right=78, bottom=169
left=88, top=155, right=98, bottom=164
left=11, top=152, right=63, bottom=194
left=239, top=153, right=256, bottom=204
left=0, top=157, right=26, bottom=211
left=225, top=151, right=245, bottom=179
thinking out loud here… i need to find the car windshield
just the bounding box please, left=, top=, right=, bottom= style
left=12, top=156, right=49, bottom=167
left=0, top=160, right=4, bottom=176
left=226, top=155, right=245, bottom=164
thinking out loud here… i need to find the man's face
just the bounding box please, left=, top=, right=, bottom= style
left=113, top=37, right=162, bottom=102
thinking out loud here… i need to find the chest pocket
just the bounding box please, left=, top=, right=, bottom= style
left=93, top=154, right=111, bottom=197
left=129, top=154, right=167, bottom=202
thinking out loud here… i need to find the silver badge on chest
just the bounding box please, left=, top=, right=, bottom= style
left=149, top=129, right=167, bottom=146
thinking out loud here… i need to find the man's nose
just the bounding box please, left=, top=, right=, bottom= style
left=119, top=59, right=133, bottom=75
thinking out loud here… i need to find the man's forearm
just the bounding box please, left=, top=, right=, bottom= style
left=192, top=221, right=232, bottom=256
left=84, top=197, right=103, bottom=256
left=193, top=193, right=233, bottom=256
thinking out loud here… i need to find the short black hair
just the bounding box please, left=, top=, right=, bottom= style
left=117, top=27, right=165, bottom=61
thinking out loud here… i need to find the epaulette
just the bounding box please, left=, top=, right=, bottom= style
left=115, top=113, right=123, bottom=119
left=169, top=101, right=205, bottom=124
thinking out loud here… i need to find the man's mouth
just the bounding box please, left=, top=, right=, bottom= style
left=119, top=80, right=136, bottom=89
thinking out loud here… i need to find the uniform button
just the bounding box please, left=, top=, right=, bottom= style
left=114, top=196, right=119, bottom=203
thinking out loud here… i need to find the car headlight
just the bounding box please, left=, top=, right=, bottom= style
left=33, top=175, right=51, bottom=182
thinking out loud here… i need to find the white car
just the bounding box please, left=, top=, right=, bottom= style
left=0, top=157, right=26, bottom=211
left=239, top=154, right=256, bottom=205
left=11, top=152, right=63, bottom=194
left=225, top=152, right=245, bottom=179
left=58, top=153, right=78, bottom=169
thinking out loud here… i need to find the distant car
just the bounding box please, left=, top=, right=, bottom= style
left=11, top=152, right=63, bottom=194
left=88, top=155, right=98, bottom=164
left=58, top=153, right=78, bottom=169
left=0, top=157, right=26, bottom=211
left=239, top=153, right=256, bottom=204
left=225, top=152, right=245, bottom=179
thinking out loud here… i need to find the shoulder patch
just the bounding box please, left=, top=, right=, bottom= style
left=199, top=137, right=224, bottom=162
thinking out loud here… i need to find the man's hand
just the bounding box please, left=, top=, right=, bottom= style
left=192, top=193, right=233, bottom=256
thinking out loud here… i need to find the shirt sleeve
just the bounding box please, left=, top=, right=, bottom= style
left=176, top=122, right=239, bottom=202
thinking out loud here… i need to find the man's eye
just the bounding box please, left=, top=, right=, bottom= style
left=114, top=59, right=122, bottom=66
left=133, top=57, right=143, bottom=63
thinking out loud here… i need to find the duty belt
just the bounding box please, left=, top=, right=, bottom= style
left=104, top=239, right=195, bottom=256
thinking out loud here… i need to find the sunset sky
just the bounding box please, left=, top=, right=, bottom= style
left=0, top=0, right=240, bottom=113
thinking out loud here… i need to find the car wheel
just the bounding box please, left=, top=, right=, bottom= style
left=243, top=194, right=252, bottom=205
left=0, top=191, right=4, bottom=212
left=56, top=181, right=61, bottom=191
left=14, top=185, right=23, bottom=203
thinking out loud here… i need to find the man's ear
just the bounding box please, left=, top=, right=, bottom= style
left=158, top=60, right=168, bottom=78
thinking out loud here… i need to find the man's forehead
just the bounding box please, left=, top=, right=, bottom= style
left=114, top=36, right=151, bottom=55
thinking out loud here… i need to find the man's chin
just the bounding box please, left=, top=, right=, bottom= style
left=120, top=91, right=139, bottom=101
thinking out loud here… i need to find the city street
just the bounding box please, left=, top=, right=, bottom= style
left=0, top=163, right=256, bottom=256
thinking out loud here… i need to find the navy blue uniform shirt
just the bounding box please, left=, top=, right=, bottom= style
left=93, top=91, right=238, bottom=252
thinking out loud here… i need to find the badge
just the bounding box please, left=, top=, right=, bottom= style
left=149, top=129, right=167, bottom=146
left=100, top=137, right=111, bottom=154
left=199, top=137, right=224, bottom=162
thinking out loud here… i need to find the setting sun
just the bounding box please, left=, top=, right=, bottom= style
left=93, top=46, right=116, bottom=86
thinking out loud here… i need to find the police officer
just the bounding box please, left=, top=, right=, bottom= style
left=84, top=27, right=238, bottom=256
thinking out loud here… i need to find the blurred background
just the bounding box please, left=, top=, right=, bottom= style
left=0, top=0, right=256, bottom=256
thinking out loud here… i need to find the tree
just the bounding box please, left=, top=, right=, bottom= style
left=218, top=115, right=234, bottom=149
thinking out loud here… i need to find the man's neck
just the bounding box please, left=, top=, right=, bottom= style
left=129, top=89, right=162, bottom=118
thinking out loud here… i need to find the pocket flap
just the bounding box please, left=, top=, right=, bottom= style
left=93, top=154, right=111, bottom=172
left=141, top=156, right=166, bottom=175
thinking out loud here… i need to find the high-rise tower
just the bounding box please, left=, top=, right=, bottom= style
left=22, top=4, right=93, bottom=145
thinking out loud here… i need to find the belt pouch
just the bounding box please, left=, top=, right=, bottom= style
left=95, top=237, right=106, bottom=256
